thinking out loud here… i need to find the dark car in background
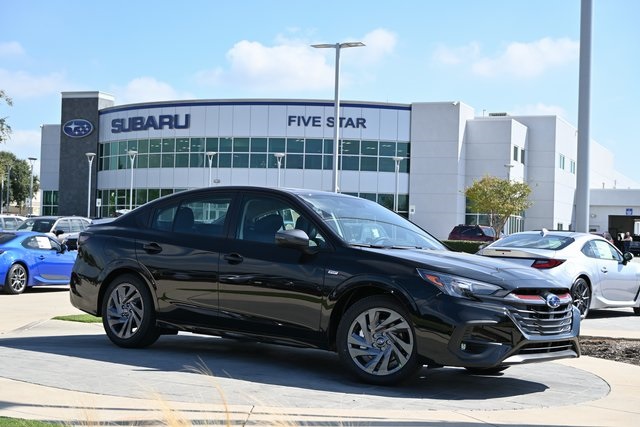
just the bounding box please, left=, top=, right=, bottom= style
left=448, top=224, right=499, bottom=242
left=70, top=186, right=580, bottom=385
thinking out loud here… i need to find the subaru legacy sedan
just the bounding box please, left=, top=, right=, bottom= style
left=70, top=186, right=580, bottom=385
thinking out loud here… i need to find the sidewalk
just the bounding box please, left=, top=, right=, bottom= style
left=1, top=289, right=640, bottom=426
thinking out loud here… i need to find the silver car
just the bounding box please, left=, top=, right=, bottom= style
left=477, top=230, right=640, bottom=318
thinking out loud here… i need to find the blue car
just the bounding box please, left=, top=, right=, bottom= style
left=1, top=231, right=77, bottom=294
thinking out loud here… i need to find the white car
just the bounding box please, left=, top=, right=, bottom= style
left=0, top=215, right=27, bottom=231
left=477, top=229, right=640, bottom=318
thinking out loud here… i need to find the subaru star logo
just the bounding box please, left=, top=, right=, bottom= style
left=546, top=294, right=561, bottom=309
left=63, top=119, right=93, bottom=138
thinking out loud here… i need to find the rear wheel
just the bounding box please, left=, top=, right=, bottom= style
left=4, top=264, right=28, bottom=295
left=336, top=295, right=420, bottom=385
left=571, top=278, right=591, bottom=319
left=101, top=274, right=160, bottom=348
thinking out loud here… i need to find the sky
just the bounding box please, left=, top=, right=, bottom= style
left=1, top=0, right=639, bottom=182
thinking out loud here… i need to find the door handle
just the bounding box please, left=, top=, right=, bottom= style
left=601, top=267, right=608, bottom=273
left=224, top=253, right=244, bottom=264
left=143, top=243, right=162, bottom=254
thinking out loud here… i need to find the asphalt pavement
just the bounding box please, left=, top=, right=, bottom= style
left=1, top=286, right=640, bottom=426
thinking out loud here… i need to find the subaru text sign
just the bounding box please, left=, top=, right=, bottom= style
left=111, top=114, right=191, bottom=133
left=63, top=119, right=94, bottom=138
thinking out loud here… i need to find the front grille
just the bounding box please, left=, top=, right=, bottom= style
left=506, top=291, right=574, bottom=335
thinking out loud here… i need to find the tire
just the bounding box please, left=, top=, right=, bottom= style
left=101, top=274, right=160, bottom=348
left=4, top=264, right=28, bottom=295
left=634, top=307, right=640, bottom=316
left=571, top=278, right=591, bottom=319
left=465, top=366, right=509, bottom=375
left=336, top=295, right=420, bottom=385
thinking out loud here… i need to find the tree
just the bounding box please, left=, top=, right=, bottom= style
left=0, top=89, right=12, bottom=144
left=465, top=175, right=532, bottom=239
left=0, top=151, right=40, bottom=214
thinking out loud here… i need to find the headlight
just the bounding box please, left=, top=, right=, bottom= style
left=417, top=269, right=502, bottom=299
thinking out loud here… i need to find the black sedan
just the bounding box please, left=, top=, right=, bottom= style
left=70, top=186, right=580, bottom=385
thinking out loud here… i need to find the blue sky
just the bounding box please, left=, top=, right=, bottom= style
left=2, top=1, right=639, bottom=182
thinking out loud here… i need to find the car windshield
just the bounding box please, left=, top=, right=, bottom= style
left=17, top=218, right=55, bottom=233
left=492, top=233, right=575, bottom=250
left=297, top=193, right=445, bottom=250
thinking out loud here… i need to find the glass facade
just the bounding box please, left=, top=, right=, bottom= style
left=88, top=136, right=411, bottom=217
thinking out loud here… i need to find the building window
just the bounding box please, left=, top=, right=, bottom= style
left=559, top=154, right=566, bottom=170
left=520, top=148, right=525, bottom=164
left=570, top=160, right=576, bottom=174
left=513, top=146, right=519, bottom=161
left=42, top=191, right=58, bottom=216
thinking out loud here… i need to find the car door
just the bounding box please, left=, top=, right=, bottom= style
left=133, top=192, right=234, bottom=326
left=23, top=235, right=76, bottom=283
left=218, top=193, right=327, bottom=345
left=587, top=240, right=640, bottom=302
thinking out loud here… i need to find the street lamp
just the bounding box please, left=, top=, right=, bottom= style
left=206, top=151, right=217, bottom=187
left=127, top=150, right=137, bottom=211
left=5, top=164, right=12, bottom=214
left=27, top=157, right=37, bottom=216
left=274, top=153, right=285, bottom=187
left=85, top=153, right=96, bottom=217
left=393, top=156, right=403, bottom=213
left=311, top=41, right=365, bottom=193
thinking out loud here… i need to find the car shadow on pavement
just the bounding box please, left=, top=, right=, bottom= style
left=0, top=330, right=573, bottom=403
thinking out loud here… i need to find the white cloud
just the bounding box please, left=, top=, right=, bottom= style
left=434, top=38, right=579, bottom=78
left=195, top=28, right=397, bottom=93
left=0, top=41, right=25, bottom=57
left=472, top=38, right=578, bottom=78
left=110, top=77, right=193, bottom=105
left=512, top=102, right=568, bottom=118
left=0, top=69, right=70, bottom=99
left=2, top=129, right=41, bottom=165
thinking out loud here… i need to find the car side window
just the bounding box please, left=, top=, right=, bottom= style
left=237, top=195, right=326, bottom=246
left=151, top=196, right=231, bottom=236
left=70, top=218, right=86, bottom=232
left=587, top=240, right=622, bottom=262
left=23, top=235, right=58, bottom=251
left=55, top=219, right=71, bottom=233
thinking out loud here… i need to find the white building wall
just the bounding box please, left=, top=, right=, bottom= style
left=408, top=102, right=473, bottom=239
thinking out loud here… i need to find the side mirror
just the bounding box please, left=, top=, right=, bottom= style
left=623, top=252, right=634, bottom=264
left=54, top=229, right=64, bottom=237
left=275, top=229, right=318, bottom=255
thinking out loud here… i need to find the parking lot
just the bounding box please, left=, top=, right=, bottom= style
left=1, top=287, right=640, bottom=426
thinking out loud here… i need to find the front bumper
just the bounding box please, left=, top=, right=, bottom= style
left=413, top=292, right=581, bottom=369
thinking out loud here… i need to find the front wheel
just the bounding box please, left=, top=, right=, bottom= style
left=4, top=264, right=28, bottom=295
left=336, top=295, right=420, bottom=385
left=571, top=278, right=591, bottom=319
left=101, top=274, right=160, bottom=348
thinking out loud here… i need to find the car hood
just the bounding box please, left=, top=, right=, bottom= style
left=359, top=247, right=566, bottom=290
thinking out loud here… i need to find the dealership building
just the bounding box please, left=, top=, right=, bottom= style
left=39, top=91, right=640, bottom=240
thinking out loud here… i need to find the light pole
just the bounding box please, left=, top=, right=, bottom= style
left=127, top=150, right=137, bottom=211
left=206, top=151, right=217, bottom=187
left=5, top=165, right=11, bottom=214
left=28, top=157, right=36, bottom=216
left=85, top=153, right=96, bottom=217
left=274, top=153, right=285, bottom=187
left=311, top=41, right=365, bottom=193
left=393, top=156, right=403, bottom=213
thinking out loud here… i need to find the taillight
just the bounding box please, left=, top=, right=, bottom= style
left=531, top=259, right=565, bottom=269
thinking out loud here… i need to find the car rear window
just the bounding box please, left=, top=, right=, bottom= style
left=495, top=233, right=575, bottom=250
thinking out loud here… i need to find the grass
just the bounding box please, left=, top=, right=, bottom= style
left=0, top=417, right=60, bottom=426
left=52, top=314, right=100, bottom=323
